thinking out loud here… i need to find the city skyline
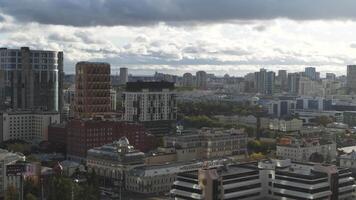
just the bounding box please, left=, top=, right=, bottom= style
left=1, top=1, right=356, bottom=76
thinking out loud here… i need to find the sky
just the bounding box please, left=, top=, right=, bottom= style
left=1, top=0, right=356, bottom=76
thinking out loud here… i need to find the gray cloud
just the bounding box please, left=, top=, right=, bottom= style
left=1, top=0, right=356, bottom=26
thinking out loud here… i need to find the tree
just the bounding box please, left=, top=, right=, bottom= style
left=250, top=152, right=265, bottom=160
left=312, top=116, right=334, bottom=127
left=25, top=193, right=37, bottom=200
left=5, top=185, right=19, bottom=200
left=247, top=140, right=262, bottom=153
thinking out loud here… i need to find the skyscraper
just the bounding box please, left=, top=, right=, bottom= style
left=196, top=71, right=207, bottom=90
left=119, top=67, right=128, bottom=85
left=278, top=70, right=288, bottom=92
left=255, top=68, right=275, bottom=95
left=305, top=67, right=317, bottom=80
left=288, top=73, right=300, bottom=94
left=73, top=62, right=111, bottom=118
left=347, top=65, right=356, bottom=92
left=0, top=47, right=63, bottom=112
left=182, top=72, right=193, bottom=87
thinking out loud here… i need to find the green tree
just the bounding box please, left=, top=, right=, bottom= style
left=5, top=185, right=19, bottom=200
left=25, top=193, right=37, bottom=200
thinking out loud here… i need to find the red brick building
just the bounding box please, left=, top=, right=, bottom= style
left=66, top=119, right=155, bottom=161
left=48, top=123, right=68, bottom=153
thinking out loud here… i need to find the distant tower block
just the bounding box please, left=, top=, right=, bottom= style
left=120, top=67, right=128, bottom=85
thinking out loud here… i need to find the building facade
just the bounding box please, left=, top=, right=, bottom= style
left=73, top=62, right=111, bottom=118
left=0, top=47, right=63, bottom=112
left=347, top=65, right=356, bottom=93
left=0, top=111, right=60, bottom=142
left=119, top=67, right=128, bottom=85
left=195, top=71, right=207, bottom=90
left=276, top=136, right=337, bottom=163
left=163, top=128, right=247, bottom=161
left=182, top=73, right=194, bottom=87
left=66, top=119, right=154, bottom=161
left=255, top=69, right=275, bottom=95
left=171, top=159, right=356, bottom=200
left=123, top=81, right=177, bottom=135
left=86, top=137, right=145, bottom=185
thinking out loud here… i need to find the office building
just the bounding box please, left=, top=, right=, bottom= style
left=305, top=67, right=317, bottom=80
left=267, top=99, right=296, bottom=118
left=171, top=159, right=355, bottom=200
left=119, top=67, right=128, bottom=85
left=182, top=73, right=194, bottom=87
left=73, top=62, right=111, bottom=118
left=196, top=71, right=207, bottom=90
left=123, top=81, right=177, bottom=135
left=347, top=65, right=356, bottom=93
left=0, top=47, right=63, bottom=112
left=66, top=119, right=154, bottom=162
left=0, top=111, right=60, bottom=142
left=277, top=70, right=287, bottom=92
left=276, top=136, right=336, bottom=163
left=326, top=73, right=336, bottom=80
left=269, top=118, right=303, bottom=132
left=110, top=89, right=117, bottom=111
left=255, top=69, right=275, bottom=95
left=287, top=72, right=300, bottom=94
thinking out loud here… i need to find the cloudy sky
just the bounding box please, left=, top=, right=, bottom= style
left=1, top=0, right=356, bottom=76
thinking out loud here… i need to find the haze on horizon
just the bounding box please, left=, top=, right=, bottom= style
left=1, top=0, right=356, bottom=76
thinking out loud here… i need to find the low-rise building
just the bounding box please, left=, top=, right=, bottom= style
left=0, top=149, right=25, bottom=198
left=276, top=136, right=337, bottom=163
left=0, top=111, right=60, bottom=142
left=163, top=128, right=247, bottom=162
left=269, top=118, right=303, bottom=132
left=67, top=119, right=154, bottom=162
left=171, top=159, right=356, bottom=200
left=86, top=137, right=145, bottom=184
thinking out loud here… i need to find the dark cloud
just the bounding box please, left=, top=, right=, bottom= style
left=1, top=0, right=356, bottom=26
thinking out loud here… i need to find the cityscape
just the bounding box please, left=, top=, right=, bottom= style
left=1, top=1, right=356, bottom=200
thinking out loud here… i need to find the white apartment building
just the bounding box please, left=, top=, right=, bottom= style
left=123, top=82, right=176, bottom=122
left=269, top=118, right=303, bottom=132
left=171, top=159, right=356, bottom=200
left=0, top=149, right=25, bottom=198
left=0, top=111, right=60, bottom=142
left=276, top=137, right=337, bottom=163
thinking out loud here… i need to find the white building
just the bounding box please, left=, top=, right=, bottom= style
left=123, top=82, right=176, bottom=122
left=269, top=118, right=303, bottom=132
left=340, top=150, right=356, bottom=173
left=276, top=137, right=337, bottom=163
left=0, top=111, right=60, bottom=142
left=110, top=89, right=117, bottom=111
left=0, top=149, right=25, bottom=198
left=171, top=159, right=356, bottom=200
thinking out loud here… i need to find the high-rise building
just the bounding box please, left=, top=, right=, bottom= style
left=287, top=72, right=300, bottom=94
left=196, top=71, right=207, bottom=90
left=123, top=81, right=177, bottom=135
left=326, top=72, right=336, bottom=80
left=347, top=65, right=356, bottom=92
left=305, top=67, right=317, bottom=80
left=73, top=62, right=111, bottom=118
left=255, top=69, right=275, bottom=95
left=119, top=67, right=128, bottom=85
left=182, top=73, right=193, bottom=87
left=277, top=70, right=288, bottom=91
left=0, top=47, right=63, bottom=112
